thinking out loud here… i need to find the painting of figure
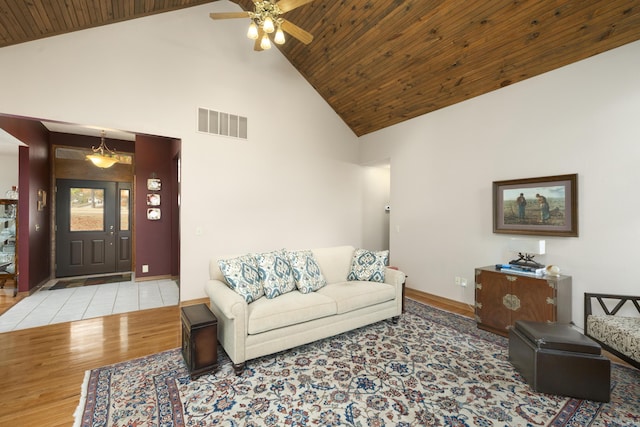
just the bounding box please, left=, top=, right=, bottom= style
left=493, top=174, right=577, bottom=237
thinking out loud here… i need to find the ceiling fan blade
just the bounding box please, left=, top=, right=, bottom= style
left=254, top=28, right=265, bottom=51
left=280, top=19, right=313, bottom=45
left=276, top=0, right=314, bottom=13
left=209, top=12, right=251, bottom=20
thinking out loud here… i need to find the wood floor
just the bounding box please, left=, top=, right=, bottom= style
left=0, top=304, right=182, bottom=426
left=0, top=288, right=630, bottom=426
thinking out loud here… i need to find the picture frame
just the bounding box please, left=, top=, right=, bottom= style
left=493, top=174, right=578, bottom=237
left=146, top=193, right=160, bottom=206
left=147, top=178, right=161, bottom=191
left=147, top=208, right=161, bottom=221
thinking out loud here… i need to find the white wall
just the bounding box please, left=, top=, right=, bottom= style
left=0, top=129, right=21, bottom=194
left=0, top=151, right=18, bottom=195
left=362, top=165, right=390, bottom=251
left=0, top=3, right=362, bottom=300
left=360, top=40, right=640, bottom=327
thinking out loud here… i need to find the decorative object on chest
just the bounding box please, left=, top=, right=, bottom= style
left=181, top=304, right=218, bottom=379
left=474, top=266, right=572, bottom=337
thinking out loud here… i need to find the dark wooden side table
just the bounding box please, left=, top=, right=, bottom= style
left=181, top=304, right=218, bottom=379
left=475, top=266, right=572, bottom=337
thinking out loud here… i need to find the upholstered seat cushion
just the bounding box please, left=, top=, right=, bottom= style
left=587, top=315, right=640, bottom=364
left=317, top=281, right=396, bottom=314
left=247, top=290, right=336, bottom=335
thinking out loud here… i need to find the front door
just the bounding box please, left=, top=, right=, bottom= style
left=56, top=179, right=132, bottom=277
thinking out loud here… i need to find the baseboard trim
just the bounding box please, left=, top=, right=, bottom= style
left=405, top=287, right=474, bottom=318
left=135, top=274, right=172, bottom=282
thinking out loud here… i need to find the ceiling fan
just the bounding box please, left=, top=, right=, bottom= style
left=210, top=0, right=314, bottom=51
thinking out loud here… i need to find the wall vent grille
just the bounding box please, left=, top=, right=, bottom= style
left=197, top=107, right=247, bottom=140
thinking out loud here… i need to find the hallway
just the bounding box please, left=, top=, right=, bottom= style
left=0, top=277, right=178, bottom=332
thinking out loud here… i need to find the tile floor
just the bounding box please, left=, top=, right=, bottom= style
left=0, top=276, right=179, bottom=332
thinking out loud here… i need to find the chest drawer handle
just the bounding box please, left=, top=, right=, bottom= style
left=502, top=294, right=521, bottom=311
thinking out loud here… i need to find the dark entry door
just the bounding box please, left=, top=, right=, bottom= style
left=56, top=179, right=132, bottom=277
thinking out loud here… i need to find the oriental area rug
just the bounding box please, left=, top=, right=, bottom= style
left=74, top=299, right=640, bottom=426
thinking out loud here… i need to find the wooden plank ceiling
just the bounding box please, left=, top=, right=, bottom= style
left=2, top=1, right=640, bottom=136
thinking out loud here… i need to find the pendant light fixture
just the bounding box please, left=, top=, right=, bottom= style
left=86, top=130, right=118, bottom=168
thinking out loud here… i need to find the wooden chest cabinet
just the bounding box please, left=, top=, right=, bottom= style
left=181, top=304, right=218, bottom=379
left=475, top=266, right=572, bottom=337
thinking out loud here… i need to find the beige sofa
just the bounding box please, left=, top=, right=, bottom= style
left=205, top=245, right=405, bottom=374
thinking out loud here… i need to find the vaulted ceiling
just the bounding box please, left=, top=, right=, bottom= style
left=1, top=1, right=640, bottom=136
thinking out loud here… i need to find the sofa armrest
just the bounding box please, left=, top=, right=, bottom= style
left=385, top=268, right=406, bottom=315
left=384, top=267, right=406, bottom=287
left=205, top=279, right=246, bottom=320
left=204, top=279, right=248, bottom=365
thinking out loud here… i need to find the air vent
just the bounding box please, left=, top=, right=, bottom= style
left=198, top=108, right=248, bottom=140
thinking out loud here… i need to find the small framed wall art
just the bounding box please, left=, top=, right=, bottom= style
left=147, top=193, right=160, bottom=206
left=493, top=173, right=578, bottom=237
left=147, top=178, right=161, bottom=191
left=147, top=208, right=161, bottom=221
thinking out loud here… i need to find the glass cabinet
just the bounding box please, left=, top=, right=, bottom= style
left=0, top=199, right=18, bottom=296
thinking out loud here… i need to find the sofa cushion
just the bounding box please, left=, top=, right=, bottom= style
left=347, top=248, right=389, bottom=282
left=218, top=254, right=264, bottom=303
left=247, top=291, right=337, bottom=334
left=311, top=245, right=355, bottom=284
left=317, top=281, right=396, bottom=314
left=288, top=250, right=327, bottom=293
left=255, top=249, right=296, bottom=299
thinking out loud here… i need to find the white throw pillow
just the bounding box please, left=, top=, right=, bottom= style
left=218, top=254, right=264, bottom=303
left=255, top=249, right=296, bottom=299
left=287, top=250, right=327, bottom=294
left=347, top=248, right=389, bottom=282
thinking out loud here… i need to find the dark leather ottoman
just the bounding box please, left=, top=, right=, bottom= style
left=509, top=320, right=610, bottom=402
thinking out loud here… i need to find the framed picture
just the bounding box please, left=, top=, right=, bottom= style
left=147, top=208, right=161, bottom=221
left=146, top=193, right=160, bottom=206
left=493, top=174, right=578, bottom=237
left=147, top=178, right=161, bottom=191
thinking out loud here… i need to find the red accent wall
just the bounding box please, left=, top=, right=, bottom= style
left=134, top=135, right=176, bottom=279
left=0, top=116, right=51, bottom=292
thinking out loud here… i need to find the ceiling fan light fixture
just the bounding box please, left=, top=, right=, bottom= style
left=260, top=33, right=272, bottom=50
left=210, top=0, right=314, bottom=50
left=263, top=16, right=275, bottom=33
left=274, top=26, right=285, bottom=44
left=247, top=22, right=259, bottom=40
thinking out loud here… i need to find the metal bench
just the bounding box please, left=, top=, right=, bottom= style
left=584, top=293, right=640, bottom=369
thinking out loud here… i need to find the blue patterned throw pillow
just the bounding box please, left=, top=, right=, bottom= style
left=218, top=254, right=264, bottom=303
left=287, top=250, right=327, bottom=294
left=255, top=249, right=296, bottom=299
left=347, top=248, right=389, bottom=282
